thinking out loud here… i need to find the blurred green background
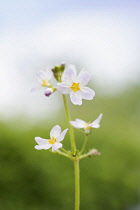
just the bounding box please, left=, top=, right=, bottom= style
left=0, top=84, right=140, bottom=210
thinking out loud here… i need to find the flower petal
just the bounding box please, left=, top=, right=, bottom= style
left=80, top=87, right=95, bottom=100
left=52, top=142, right=62, bottom=152
left=77, top=70, right=91, bottom=86
left=37, top=69, right=52, bottom=81
left=37, top=70, right=48, bottom=81
left=35, top=137, right=52, bottom=150
left=70, top=119, right=86, bottom=128
left=91, top=124, right=100, bottom=128
left=75, top=118, right=86, bottom=125
left=70, top=91, right=82, bottom=105
left=35, top=144, right=52, bottom=150
left=35, top=137, right=48, bottom=145
left=46, top=68, right=53, bottom=80
left=62, top=65, right=77, bottom=83
left=31, top=86, right=42, bottom=92
left=91, top=113, right=103, bottom=128
left=57, top=82, right=71, bottom=94
left=50, top=125, right=61, bottom=138
left=57, top=129, right=68, bottom=142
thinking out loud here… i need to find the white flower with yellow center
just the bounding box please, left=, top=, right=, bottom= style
left=70, top=113, right=103, bottom=134
left=35, top=125, right=68, bottom=152
left=31, top=68, right=53, bottom=92
left=57, top=65, right=95, bottom=105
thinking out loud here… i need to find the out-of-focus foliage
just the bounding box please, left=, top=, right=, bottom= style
left=0, top=85, right=140, bottom=210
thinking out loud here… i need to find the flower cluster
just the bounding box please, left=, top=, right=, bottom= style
left=33, top=63, right=103, bottom=154
left=32, top=64, right=95, bottom=105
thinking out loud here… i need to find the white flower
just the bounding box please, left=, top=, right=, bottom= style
left=57, top=65, right=95, bottom=105
left=70, top=113, right=103, bottom=134
left=35, top=125, right=68, bottom=152
left=31, top=68, right=53, bottom=92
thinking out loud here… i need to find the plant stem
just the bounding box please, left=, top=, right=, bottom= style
left=80, top=134, right=89, bottom=155
left=79, top=153, right=89, bottom=160
left=74, top=158, right=80, bottom=210
left=56, top=150, right=71, bottom=159
left=62, top=94, right=80, bottom=210
left=60, top=147, right=69, bottom=154
left=62, top=95, right=76, bottom=154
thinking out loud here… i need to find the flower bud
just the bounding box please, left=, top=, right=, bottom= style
left=51, top=63, right=65, bottom=82
left=88, top=149, right=101, bottom=156
left=44, top=88, right=53, bottom=97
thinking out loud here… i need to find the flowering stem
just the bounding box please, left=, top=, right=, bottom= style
left=62, top=95, right=76, bottom=154
left=74, top=158, right=80, bottom=210
left=56, top=150, right=72, bottom=159
left=62, top=95, right=80, bottom=210
left=79, top=153, right=89, bottom=160
left=80, top=134, right=89, bottom=155
left=60, top=147, right=69, bottom=154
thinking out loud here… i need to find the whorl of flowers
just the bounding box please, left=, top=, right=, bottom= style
left=33, top=63, right=102, bottom=155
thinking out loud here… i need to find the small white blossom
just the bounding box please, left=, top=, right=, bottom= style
left=70, top=113, right=103, bottom=134
left=57, top=65, right=95, bottom=105
left=31, top=68, right=53, bottom=92
left=35, top=125, right=68, bottom=152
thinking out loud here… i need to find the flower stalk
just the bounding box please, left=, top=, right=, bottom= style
left=56, top=149, right=72, bottom=159
left=80, top=134, right=89, bottom=155
left=74, top=158, right=80, bottom=210
left=62, top=94, right=80, bottom=210
left=33, top=63, right=102, bottom=210
left=62, top=94, right=76, bottom=154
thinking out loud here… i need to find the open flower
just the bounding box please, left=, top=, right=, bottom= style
left=35, top=125, right=68, bottom=152
left=57, top=65, right=95, bottom=105
left=31, top=68, right=53, bottom=92
left=70, top=113, right=103, bottom=134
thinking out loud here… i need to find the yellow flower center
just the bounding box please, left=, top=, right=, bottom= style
left=84, top=123, right=91, bottom=130
left=48, top=136, right=56, bottom=144
left=70, top=82, right=80, bottom=92
left=41, top=80, right=50, bottom=87
left=85, top=126, right=91, bottom=130
left=84, top=123, right=91, bottom=134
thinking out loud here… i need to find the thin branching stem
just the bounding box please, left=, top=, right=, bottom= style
left=56, top=150, right=71, bottom=159
left=74, top=158, right=80, bottom=210
left=80, top=134, right=89, bottom=155
left=62, top=95, right=76, bottom=154
left=62, top=94, right=80, bottom=210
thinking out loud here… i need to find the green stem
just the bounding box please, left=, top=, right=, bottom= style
left=62, top=94, right=80, bottom=210
left=74, top=158, right=80, bottom=210
left=80, top=134, right=89, bottom=155
left=79, top=153, right=89, bottom=160
left=60, top=147, right=69, bottom=154
left=62, top=95, right=76, bottom=154
left=56, top=150, right=71, bottom=159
